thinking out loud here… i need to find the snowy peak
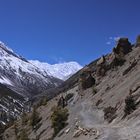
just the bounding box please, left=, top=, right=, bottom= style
left=0, top=42, right=63, bottom=97
left=29, top=60, right=82, bottom=80
left=0, top=41, right=82, bottom=91
left=0, top=42, right=82, bottom=126
left=0, top=41, right=14, bottom=53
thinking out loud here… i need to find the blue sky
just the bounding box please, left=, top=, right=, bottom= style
left=0, top=0, right=140, bottom=65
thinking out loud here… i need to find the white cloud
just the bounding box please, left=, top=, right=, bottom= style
left=106, top=36, right=121, bottom=45
left=113, top=37, right=120, bottom=41
left=106, top=41, right=111, bottom=45
left=109, top=37, right=113, bottom=40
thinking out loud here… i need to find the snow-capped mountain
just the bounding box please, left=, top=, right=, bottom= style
left=29, top=60, right=82, bottom=80
left=0, top=41, right=82, bottom=125
left=0, top=42, right=63, bottom=97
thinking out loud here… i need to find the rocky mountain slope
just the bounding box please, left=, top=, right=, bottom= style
left=0, top=41, right=82, bottom=128
left=2, top=38, right=140, bottom=140
left=2, top=36, right=140, bottom=140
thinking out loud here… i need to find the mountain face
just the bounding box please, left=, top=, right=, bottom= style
left=0, top=42, right=63, bottom=97
left=29, top=60, right=82, bottom=80
left=0, top=41, right=82, bottom=126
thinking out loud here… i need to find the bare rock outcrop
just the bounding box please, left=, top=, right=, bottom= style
left=113, top=38, right=132, bottom=55
left=79, top=67, right=95, bottom=90
left=96, top=55, right=107, bottom=76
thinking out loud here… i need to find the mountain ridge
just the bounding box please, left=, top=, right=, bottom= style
left=29, top=60, right=82, bottom=80
left=0, top=41, right=82, bottom=127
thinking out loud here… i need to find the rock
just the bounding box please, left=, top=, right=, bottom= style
left=91, top=129, right=97, bottom=135
left=73, top=125, right=100, bottom=138
left=65, top=128, right=70, bottom=134
left=75, top=121, right=80, bottom=130
left=96, top=65, right=106, bottom=76
left=97, top=55, right=106, bottom=66
left=96, top=55, right=108, bottom=77
left=57, top=130, right=65, bottom=137
left=123, top=59, right=137, bottom=75
left=135, top=35, right=140, bottom=47
left=79, top=67, right=95, bottom=90
left=73, top=129, right=82, bottom=138
left=109, top=52, right=126, bottom=68
left=94, top=130, right=100, bottom=139
left=114, top=38, right=132, bottom=55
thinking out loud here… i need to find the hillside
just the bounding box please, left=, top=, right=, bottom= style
left=2, top=37, right=140, bottom=140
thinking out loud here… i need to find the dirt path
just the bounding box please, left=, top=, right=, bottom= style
left=79, top=101, right=104, bottom=127
left=78, top=100, right=121, bottom=140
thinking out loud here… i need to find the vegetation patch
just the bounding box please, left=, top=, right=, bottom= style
left=36, top=97, right=48, bottom=108
left=51, top=106, right=69, bottom=136
left=19, top=129, right=29, bottom=140
left=65, top=93, right=74, bottom=102
left=21, top=112, right=29, bottom=126
left=92, top=85, right=97, bottom=95
left=96, top=99, right=103, bottom=106
left=111, top=57, right=125, bottom=68
left=103, top=106, right=117, bottom=123
left=30, top=108, right=42, bottom=130
left=124, top=94, right=136, bottom=117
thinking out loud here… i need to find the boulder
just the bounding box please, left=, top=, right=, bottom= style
left=96, top=55, right=107, bottom=76
left=109, top=52, right=126, bottom=68
left=97, top=55, right=105, bottom=66
left=135, top=35, right=140, bottom=47
left=96, top=64, right=106, bottom=77
left=113, top=38, right=132, bottom=55
left=73, top=129, right=82, bottom=138
left=79, top=67, right=95, bottom=90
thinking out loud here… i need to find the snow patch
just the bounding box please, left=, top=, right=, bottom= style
left=0, top=76, right=13, bottom=86
left=0, top=41, right=14, bottom=53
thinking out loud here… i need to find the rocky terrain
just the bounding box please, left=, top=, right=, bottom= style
left=1, top=36, right=140, bottom=140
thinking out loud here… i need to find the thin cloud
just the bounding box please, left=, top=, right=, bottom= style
left=113, top=37, right=120, bottom=41
left=109, top=37, right=113, bottom=40
left=106, top=36, right=120, bottom=45
left=106, top=41, right=111, bottom=45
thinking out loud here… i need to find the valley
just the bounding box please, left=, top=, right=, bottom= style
left=1, top=37, right=140, bottom=140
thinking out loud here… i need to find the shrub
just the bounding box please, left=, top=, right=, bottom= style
left=30, top=108, right=42, bottom=130
left=0, top=123, right=6, bottom=134
left=103, top=106, right=117, bottom=123
left=51, top=106, right=69, bottom=136
left=36, top=97, right=48, bottom=108
left=19, top=129, right=29, bottom=140
left=92, top=86, right=97, bottom=95
left=96, top=99, right=103, bottom=106
left=65, top=93, right=74, bottom=101
left=21, top=113, right=28, bottom=126
left=14, top=123, right=18, bottom=136
left=111, top=57, right=125, bottom=68
left=124, top=95, right=136, bottom=117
